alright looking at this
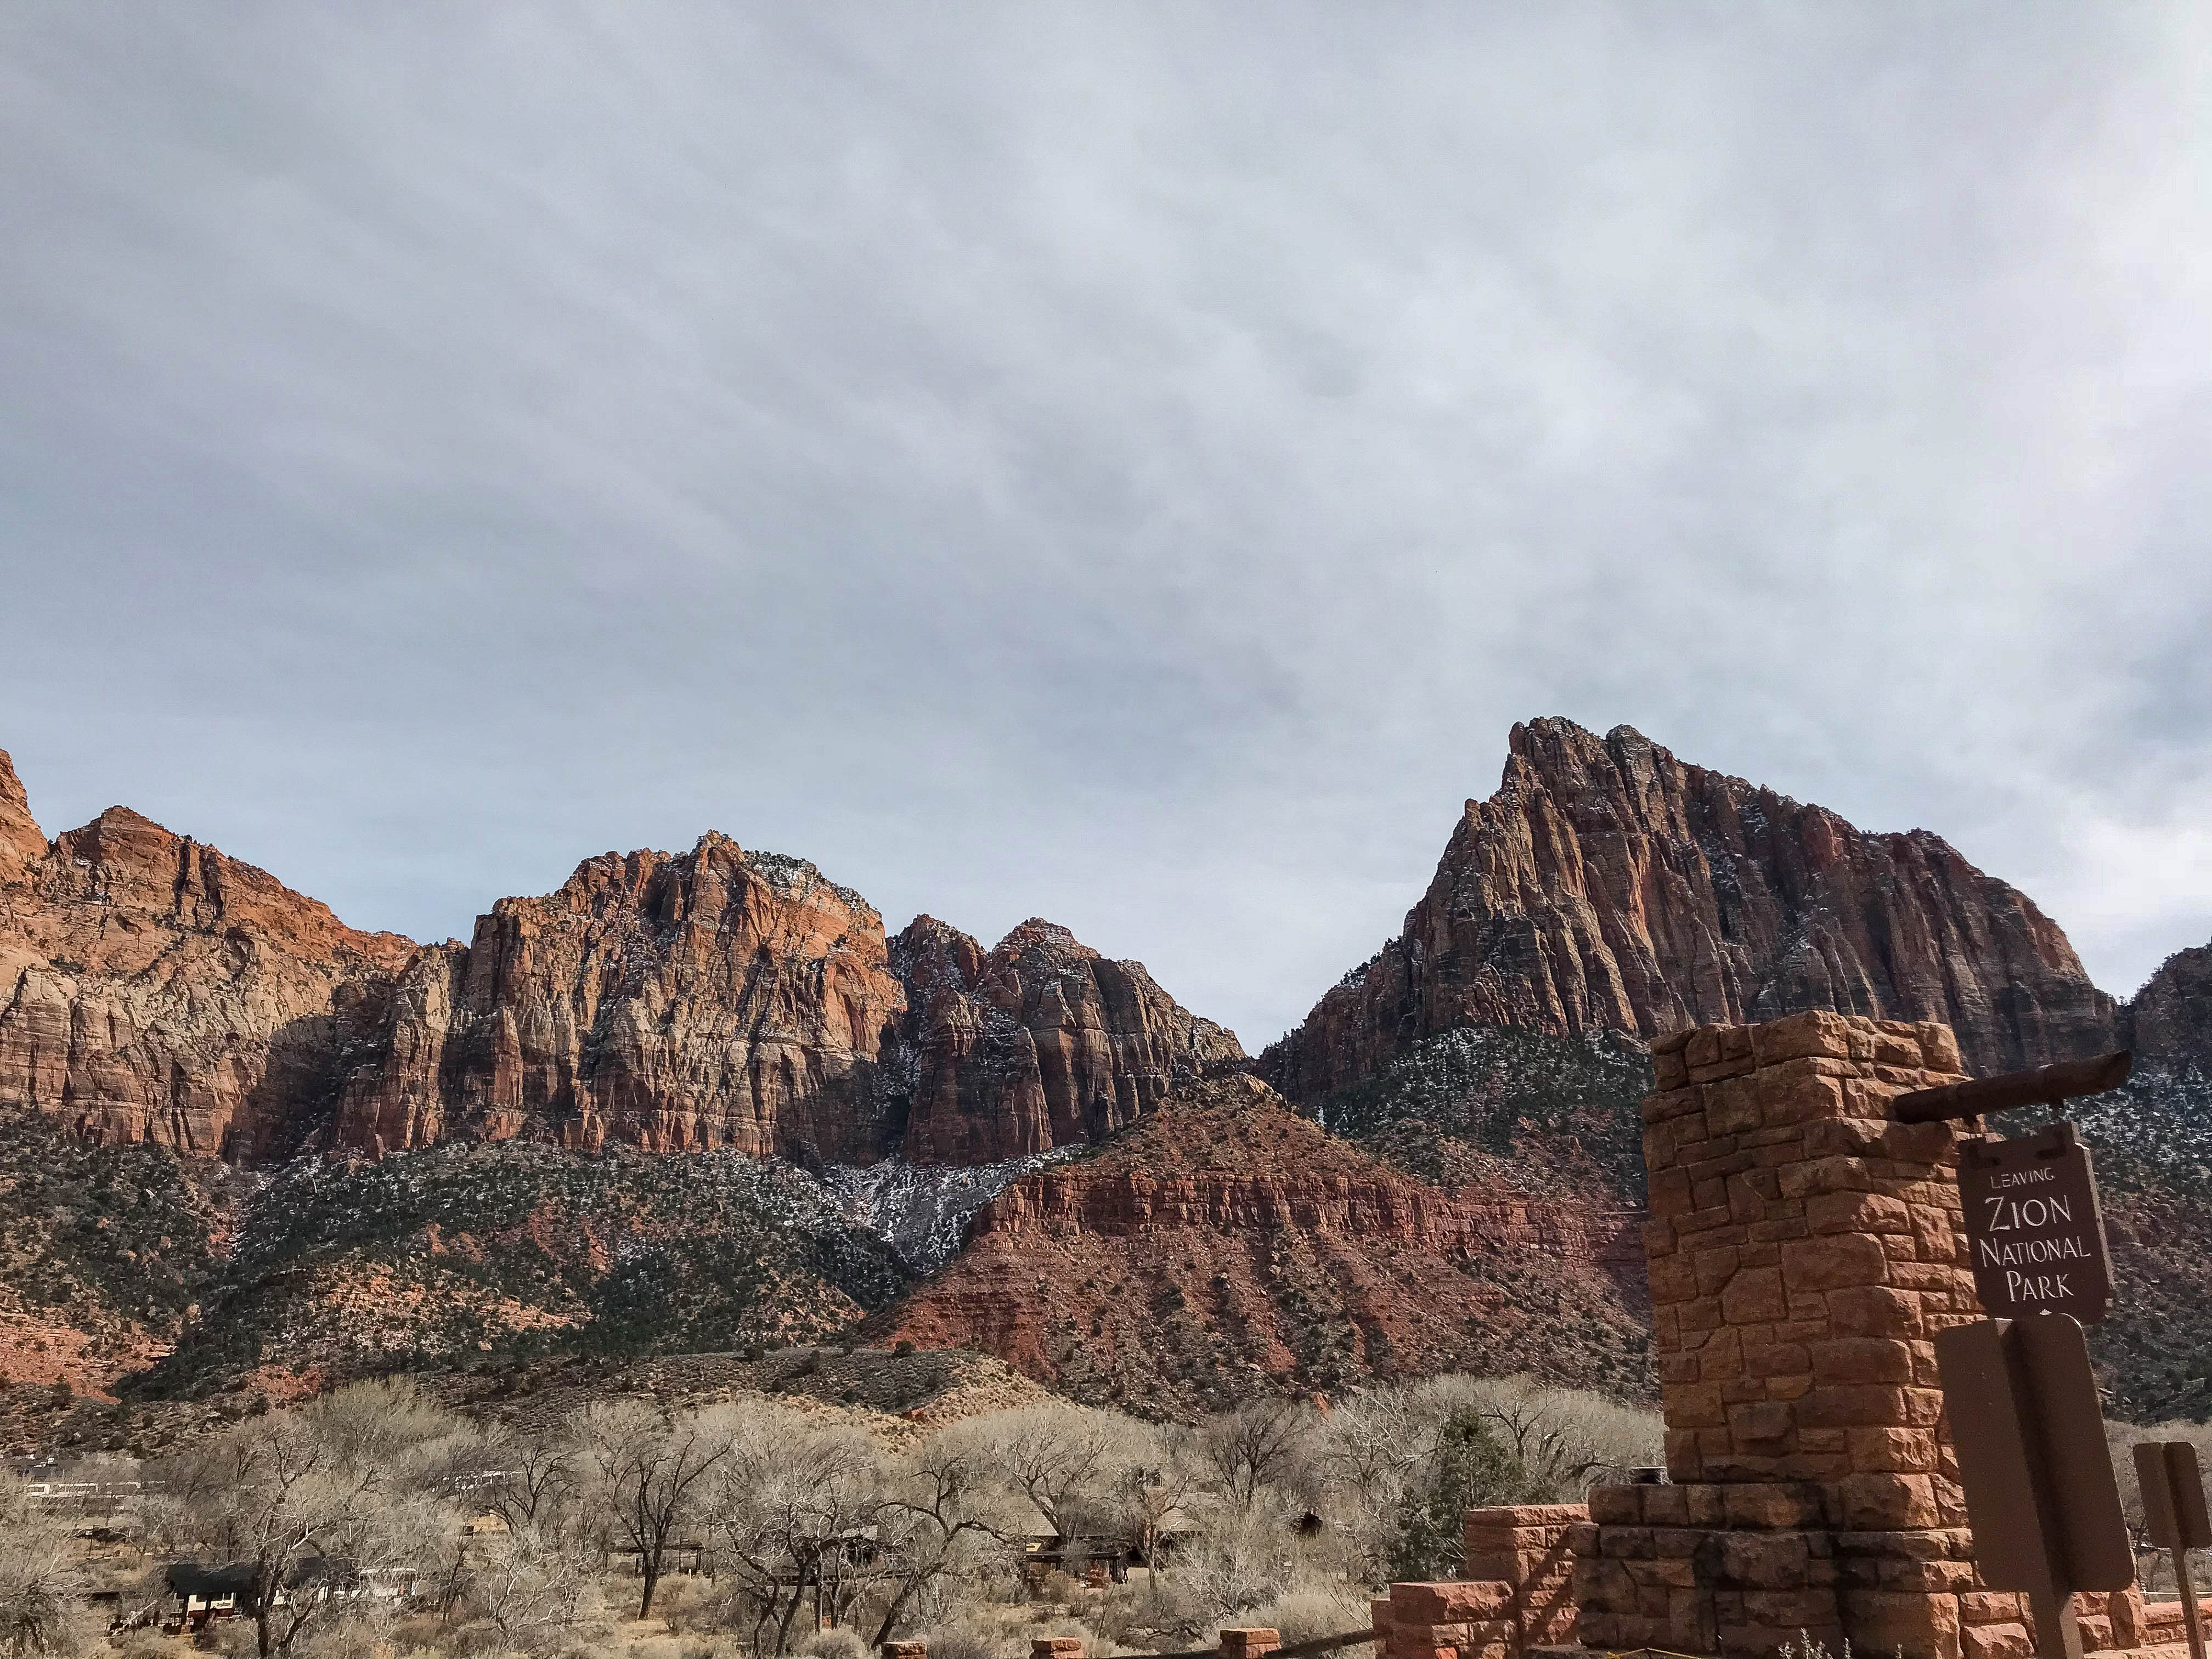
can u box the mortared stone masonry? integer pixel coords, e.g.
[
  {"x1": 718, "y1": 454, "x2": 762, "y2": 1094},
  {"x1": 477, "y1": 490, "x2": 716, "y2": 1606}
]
[
  {"x1": 1374, "y1": 1009, "x2": 2209, "y2": 1659},
  {"x1": 1574, "y1": 1009, "x2": 1979, "y2": 1659},
  {"x1": 1565, "y1": 1010, "x2": 2204, "y2": 1659}
]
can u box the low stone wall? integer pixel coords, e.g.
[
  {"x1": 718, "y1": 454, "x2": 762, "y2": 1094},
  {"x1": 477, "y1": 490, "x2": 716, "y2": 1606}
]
[{"x1": 1374, "y1": 1504, "x2": 1586, "y2": 1659}]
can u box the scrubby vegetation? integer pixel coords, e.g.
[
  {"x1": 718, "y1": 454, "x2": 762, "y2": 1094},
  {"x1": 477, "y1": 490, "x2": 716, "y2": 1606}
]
[
  {"x1": 134, "y1": 1143, "x2": 912, "y2": 1399},
  {"x1": 1304, "y1": 1027, "x2": 1651, "y2": 1201},
  {"x1": 7, "y1": 1374, "x2": 1661, "y2": 1659}
]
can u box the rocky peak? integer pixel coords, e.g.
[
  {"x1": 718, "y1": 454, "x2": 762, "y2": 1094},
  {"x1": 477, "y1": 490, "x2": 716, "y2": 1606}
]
[
  {"x1": 0, "y1": 749, "x2": 45, "y2": 883},
  {"x1": 1265, "y1": 718, "x2": 2118, "y2": 1099},
  {"x1": 894, "y1": 915, "x2": 1244, "y2": 1165},
  {"x1": 2130, "y1": 942, "x2": 2212, "y2": 1073},
  {"x1": 0, "y1": 772, "x2": 413, "y2": 1156},
  {"x1": 879, "y1": 1073, "x2": 1650, "y2": 1412},
  {"x1": 336, "y1": 833, "x2": 909, "y2": 1161}
]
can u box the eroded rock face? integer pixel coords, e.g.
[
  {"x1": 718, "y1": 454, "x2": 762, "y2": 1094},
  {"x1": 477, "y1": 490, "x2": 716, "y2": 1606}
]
[
  {"x1": 1266, "y1": 718, "x2": 2118, "y2": 1097},
  {"x1": 2129, "y1": 942, "x2": 2212, "y2": 1072},
  {"x1": 0, "y1": 752, "x2": 45, "y2": 884},
  {"x1": 891, "y1": 916, "x2": 1244, "y2": 1164},
  {"x1": 1, "y1": 741, "x2": 1240, "y2": 1168},
  {"x1": 0, "y1": 751, "x2": 413, "y2": 1156},
  {"x1": 333, "y1": 836, "x2": 911, "y2": 1161}
]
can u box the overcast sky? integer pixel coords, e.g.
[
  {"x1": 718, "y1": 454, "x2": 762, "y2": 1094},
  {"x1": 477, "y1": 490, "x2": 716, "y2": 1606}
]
[{"x1": 4, "y1": 5, "x2": 2209, "y2": 1047}]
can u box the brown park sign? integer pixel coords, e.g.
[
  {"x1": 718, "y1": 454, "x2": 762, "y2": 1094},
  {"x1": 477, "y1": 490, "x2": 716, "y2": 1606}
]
[{"x1": 1959, "y1": 1123, "x2": 2114, "y2": 1324}]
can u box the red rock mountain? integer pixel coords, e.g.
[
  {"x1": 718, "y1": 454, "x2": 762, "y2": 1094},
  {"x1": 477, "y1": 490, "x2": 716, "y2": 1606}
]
[
  {"x1": 0, "y1": 752, "x2": 413, "y2": 1156},
  {"x1": 0, "y1": 748, "x2": 1238, "y2": 1166},
  {"x1": 879, "y1": 1074, "x2": 1651, "y2": 1413},
  {"x1": 332, "y1": 837, "x2": 912, "y2": 1161},
  {"x1": 1264, "y1": 718, "x2": 2118, "y2": 1098},
  {"x1": 891, "y1": 915, "x2": 1243, "y2": 1163}
]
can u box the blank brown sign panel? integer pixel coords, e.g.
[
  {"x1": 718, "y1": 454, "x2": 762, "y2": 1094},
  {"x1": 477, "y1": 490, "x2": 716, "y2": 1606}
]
[{"x1": 1935, "y1": 1313, "x2": 2132, "y2": 1595}]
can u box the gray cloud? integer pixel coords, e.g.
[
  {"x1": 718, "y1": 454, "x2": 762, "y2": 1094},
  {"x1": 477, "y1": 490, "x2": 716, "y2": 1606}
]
[{"x1": 3, "y1": 3, "x2": 2208, "y2": 1045}]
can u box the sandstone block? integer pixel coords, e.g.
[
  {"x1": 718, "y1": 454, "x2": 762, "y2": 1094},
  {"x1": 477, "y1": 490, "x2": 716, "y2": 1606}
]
[
  {"x1": 1843, "y1": 1587, "x2": 1961, "y2": 1659},
  {"x1": 1646, "y1": 1254, "x2": 1697, "y2": 1302},
  {"x1": 1665, "y1": 1382, "x2": 1726, "y2": 1429},
  {"x1": 1746, "y1": 1341, "x2": 1813, "y2": 1377},
  {"x1": 1964, "y1": 1593, "x2": 2026, "y2": 1628},
  {"x1": 1829, "y1": 1284, "x2": 1925, "y2": 1338},
  {"x1": 1641, "y1": 1485, "x2": 1689, "y2": 1526},
  {"x1": 1389, "y1": 1581, "x2": 1513, "y2": 1622},
  {"x1": 1848, "y1": 1427, "x2": 1940, "y2": 1474},
  {"x1": 1711, "y1": 1077, "x2": 1764, "y2": 1136},
  {"x1": 1807, "y1": 1190, "x2": 1915, "y2": 1235},
  {"x1": 1716, "y1": 1530, "x2": 1815, "y2": 1585},
  {"x1": 1835, "y1": 1472, "x2": 1940, "y2": 1530},
  {"x1": 1960, "y1": 1626, "x2": 2032, "y2": 1659},
  {"x1": 1916, "y1": 1023, "x2": 1962, "y2": 1075},
  {"x1": 1753, "y1": 1011, "x2": 1860, "y2": 1066},
  {"x1": 1722, "y1": 1266, "x2": 1787, "y2": 1322},
  {"x1": 1586, "y1": 1486, "x2": 1641, "y2": 1525},
  {"x1": 1783, "y1": 1234, "x2": 1893, "y2": 1291},
  {"x1": 1809, "y1": 1337, "x2": 1918, "y2": 1384},
  {"x1": 1723, "y1": 1485, "x2": 1825, "y2": 1529},
  {"x1": 1729, "y1": 1401, "x2": 1795, "y2": 1444}
]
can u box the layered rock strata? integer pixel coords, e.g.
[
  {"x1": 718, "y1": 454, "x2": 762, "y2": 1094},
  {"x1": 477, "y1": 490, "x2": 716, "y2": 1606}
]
[
  {"x1": 892, "y1": 915, "x2": 1242, "y2": 1163},
  {"x1": 880, "y1": 1075, "x2": 1650, "y2": 1412},
  {"x1": 0, "y1": 751, "x2": 413, "y2": 1156},
  {"x1": 1266, "y1": 719, "x2": 2117, "y2": 1098},
  {"x1": 333, "y1": 892, "x2": 1239, "y2": 1164}
]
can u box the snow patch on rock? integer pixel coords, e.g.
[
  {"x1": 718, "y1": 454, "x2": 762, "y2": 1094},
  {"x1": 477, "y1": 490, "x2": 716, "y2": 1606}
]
[{"x1": 821, "y1": 1149, "x2": 1079, "y2": 1273}]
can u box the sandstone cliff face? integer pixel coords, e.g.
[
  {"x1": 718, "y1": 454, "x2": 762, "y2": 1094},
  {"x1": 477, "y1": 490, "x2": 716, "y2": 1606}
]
[
  {"x1": 880, "y1": 1075, "x2": 1649, "y2": 1414},
  {"x1": 1266, "y1": 719, "x2": 2117, "y2": 1098},
  {"x1": 333, "y1": 837, "x2": 910, "y2": 1161},
  {"x1": 0, "y1": 751, "x2": 413, "y2": 1156},
  {"x1": 891, "y1": 916, "x2": 1243, "y2": 1163},
  {"x1": 332, "y1": 883, "x2": 1242, "y2": 1164},
  {"x1": 0, "y1": 752, "x2": 46, "y2": 884}
]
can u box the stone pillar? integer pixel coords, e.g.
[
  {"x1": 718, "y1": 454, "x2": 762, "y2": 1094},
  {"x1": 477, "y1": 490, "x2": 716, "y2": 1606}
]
[
  {"x1": 1219, "y1": 1629, "x2": 1281, "y2": 1659},
  {"x1": 1462, "y1": 1505, "x2": 1585, "y2": 1650},
  {"x1": 1031, "y1": 1640, "x2": 1084, "y2": 1659},
  {"x1": 1574, "y1": 1011, "x2": 1979, "y2": 1659},
  {"x1": 882, "y1": 1644, "x2": 928, "y2": 1659},
  {"x1": 1379, "y1": 1582, "x2": 1519, "y2": 1659}
]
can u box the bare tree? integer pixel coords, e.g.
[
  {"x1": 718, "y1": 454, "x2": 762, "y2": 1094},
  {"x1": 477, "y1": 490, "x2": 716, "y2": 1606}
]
[
  {"x1": 152, "y1": 1407, "x2": 384, "y2": 1657},
  {"x1": 977, "y1": 1405, "x2": 1122, "y2": 1541},
  {"x1": 1199, "y1": 1399, "x2": 1312, "y2": 1511},
  {"x1": 0, "y1": 1472, "x2": 81, "y2": 1659},
  {"x1": 451, "y1": 1424, "x2": 578, "y2": 1538},
  {"x1": 470, "y1": 1522, "x2": 597, "y2": 1654},
  {"x1": 1458, "y1": 1376, "x2": 1662, "y2": 1498},
  {"x1": 698, "y1": 1404, "x2": 885, "y2": 1655},
  {"x1": 870, "y1": 1437, "x2": 1008, "y2": 1644},
  {"x1": 575, "y1": 1401, "x2": 732, "y2": 1620}
]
